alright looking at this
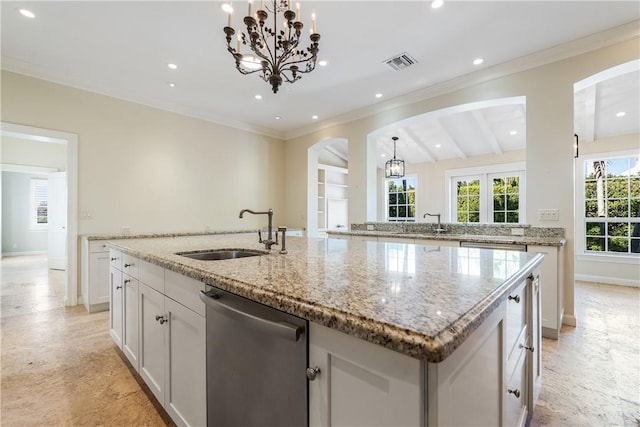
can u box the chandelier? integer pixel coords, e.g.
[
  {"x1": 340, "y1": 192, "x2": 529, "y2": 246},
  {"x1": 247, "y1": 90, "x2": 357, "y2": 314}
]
[
  {"x1": 223, "y1": 1, "x2": 321, "y2": 94},
  {"x1": 385, "y1": 136, "x2": 405, "y2": 178}
]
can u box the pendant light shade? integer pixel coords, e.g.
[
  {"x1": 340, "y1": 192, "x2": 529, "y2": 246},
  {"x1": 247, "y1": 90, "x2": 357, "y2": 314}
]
[{"x1": 385, "y1": 136, "x2": 405, "y2": 178}]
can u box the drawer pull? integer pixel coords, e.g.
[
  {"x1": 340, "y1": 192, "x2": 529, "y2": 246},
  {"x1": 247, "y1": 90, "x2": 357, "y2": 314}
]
[
  {"x1": 523, "y1": 345, "x2": 534, "y2": 353},
  {"x1": 156, "y1": 315, "x2": 168, "y2": 325},
  {"x1": 306, "y1": 367, "x2": 321, "y2": 381},
  {"x1": 124, "y1": 263, "x2": 134, "y2": 268},
  {"x1": 124, "y1": 279, "x2": 131, "y2": 284},
  {"x1": 116, "y1": 285, "x2": 122, "y2": 290},
  {"x1": 111, "y1": 257, "x2": 118, "y2": 261},
  {"x1": 508, "y1": 295, "x2": 521, "y2": 303},
  {"x1": 508, "y1": 388, "x2": 521, "y2": 398}
]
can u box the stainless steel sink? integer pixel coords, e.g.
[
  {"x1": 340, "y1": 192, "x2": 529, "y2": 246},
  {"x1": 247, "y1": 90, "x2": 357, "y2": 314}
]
[{"x1": 177, "y1": 250, "x2": 264, "y2": 261}]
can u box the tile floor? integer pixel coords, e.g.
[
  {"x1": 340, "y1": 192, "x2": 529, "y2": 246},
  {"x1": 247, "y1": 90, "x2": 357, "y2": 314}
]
[{"x1": 1, "y1": 255, "x2": 639, "y2": 426}]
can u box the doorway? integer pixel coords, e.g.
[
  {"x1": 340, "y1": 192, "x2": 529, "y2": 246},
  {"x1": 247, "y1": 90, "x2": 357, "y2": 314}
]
[{"x1": 1, "y1": 122, "x2": 78, "y2": 306}]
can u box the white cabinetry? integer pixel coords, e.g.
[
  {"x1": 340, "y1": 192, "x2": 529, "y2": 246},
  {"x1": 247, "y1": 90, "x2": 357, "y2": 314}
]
[
  {"x1": 114, "y1": 255, "x2": 206, "y2": 427},
  {"x1": 81, "y1": 238, "x2": 111, "y2": 312},
  {"x1": 309, "y1": 323, "x2": 423, "y2": 426},
  {"x1": 529, "y1": 245, "x2": 564, "y2": 338},
  {"x1": 317, "y1": 164, "x2": 348, "y2": 233},
  {"x1": 414, "y1": 238, "x2": 460, "y2": 248},
  {"x1": 109, "y1": 252, "x2": 123, "y2": 349}
]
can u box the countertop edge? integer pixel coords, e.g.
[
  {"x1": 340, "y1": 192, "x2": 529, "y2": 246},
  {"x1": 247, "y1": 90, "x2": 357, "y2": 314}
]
[{"x1": 327, "y1": 230, "x2": 566, "y2": 247}]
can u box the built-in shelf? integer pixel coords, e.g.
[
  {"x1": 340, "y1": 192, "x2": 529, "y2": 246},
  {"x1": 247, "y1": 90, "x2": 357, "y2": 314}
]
[{"x1": 317, "y1": 164, "x2": 348, "y2": 232}]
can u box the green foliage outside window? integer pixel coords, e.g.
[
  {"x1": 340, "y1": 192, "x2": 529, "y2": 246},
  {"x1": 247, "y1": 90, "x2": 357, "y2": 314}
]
[{"x1": 387, "y1": 178, "x2": 416, "y2": 222}]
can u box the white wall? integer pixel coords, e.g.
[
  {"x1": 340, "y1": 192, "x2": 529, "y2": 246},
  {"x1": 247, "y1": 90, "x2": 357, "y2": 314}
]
[
  {"x1": 2, "y1": 172, "x2": 49, "y2": 254},
  {"x1": 284, "y1": 37, "x2": 640, "y2": 325},
  {"x1": 2, "y1": 136, "x2": 67, "y2": 171}
]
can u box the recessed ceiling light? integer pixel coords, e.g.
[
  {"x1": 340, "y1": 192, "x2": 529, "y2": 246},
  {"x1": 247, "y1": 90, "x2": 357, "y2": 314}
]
[
  {"x1": 318, "y1": 60, "x2": 328, "y2": 67},
  {"x1": 255, "y1": 94, "x2": 262, "y2": 100},
  {"x1": 312, "y1": 115, "x2": 319, "y2": 120},
  {"x1": 510, "y1": 130, "x2": 517, "y2": 135},
  {"x1": 375, "y1": 93, "x2": 383, "y2": 98},
  {"x1": 381, "y1": 154, "x2": 386, "y2": 157},
  {"x1": 275, "y1": 116, "x2": 281, "y2": 120},
  {"x1": 221, "y1": 3, "x2": 233, "y2": 13},
  {"x1": 19, "y1": 8, "x2": 35, "y2": 18},
  {"x1": 167, "y1": 82, "x2": 176, "y2": 88},
  {"x1": 473, "y1": 58, "x2": 484, "y2": 65},
  {"x1": 168, "y1": 63, "x2": 178, "y2": 70},
  {"x1": 435, "y1": 144, "x2": 442, "y2": 148},
  {"x1": 616, "y1": 111, "x2": 626, "y2": 117},
  {"x1": 431, "y1": 0, "x2": 444, "y2": 9}
]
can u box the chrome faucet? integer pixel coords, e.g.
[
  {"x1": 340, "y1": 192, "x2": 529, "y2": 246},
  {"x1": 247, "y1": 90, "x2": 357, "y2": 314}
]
[
  {"x1": 423, "y1": 212, "x2": 446, "y2": 234},
  {"x1": 239, "y1": 208, "x2": 277, "y2": 250}
]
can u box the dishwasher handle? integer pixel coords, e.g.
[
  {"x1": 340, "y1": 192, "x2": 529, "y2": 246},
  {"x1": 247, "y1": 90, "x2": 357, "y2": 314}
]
[{"x1": 200, "y1": 290, "x2": 303, "y2": 342}]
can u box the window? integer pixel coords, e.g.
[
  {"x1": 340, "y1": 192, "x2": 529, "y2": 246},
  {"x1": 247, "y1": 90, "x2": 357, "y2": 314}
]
[
  {"x1": 386, "y1": 177, "x2": 416, "y2": 222},
  {"x1": 583, "y1": 155, "x2": 639, "y2": 254},
  {"x1": 30, "y1": 178, "x2": 48, "y2": 230},
  {"x1": 448, "y1": 164, "x2": 525, "y2": 224}
]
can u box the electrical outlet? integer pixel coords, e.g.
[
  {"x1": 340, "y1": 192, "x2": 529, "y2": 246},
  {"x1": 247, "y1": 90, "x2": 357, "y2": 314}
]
[
  {"x1": 121, "y1": 226, "x2": 132, "y2": 234},
  {"x1": 511, "y1": 228, "x2": 525, "y2": 236},
  {"x1": 204, "y1": 225, "x2": 212, "y2": 233},
  {"x1": 367, "y1": 224, "x2": 374, "y2": 230},
  {"x1": 538, "y1": 209, "x2": 560, "y2": 221}
]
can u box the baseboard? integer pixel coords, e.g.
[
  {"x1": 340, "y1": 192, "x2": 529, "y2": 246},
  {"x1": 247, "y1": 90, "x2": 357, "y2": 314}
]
[
  {"x1": 575, "y1": 274, "x2": 640, "y2": 288},
  {"x1": 1, "y1": 250, "x2": 47, "y2": 257},
  {"x1": 563, "y1": 314, "x2": 577, "y2": 327},
  {"x1": 542, "y1": 327, "x2": 559, "y2": 340}
]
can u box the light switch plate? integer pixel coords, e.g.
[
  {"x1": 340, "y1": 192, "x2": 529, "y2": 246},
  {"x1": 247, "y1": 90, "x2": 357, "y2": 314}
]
[
  {"x1": 538, "y1": 209, "x2": 560, "y2": 221},
  {"x1": 366, "y1": 224, "x2": 374, "y2": 230},
  {"x1": 80, "y1": 210, "x2": 93, "y2": 219},
  {"x1": 121, "y1": 226, "x2": 132, "y2": 234}
]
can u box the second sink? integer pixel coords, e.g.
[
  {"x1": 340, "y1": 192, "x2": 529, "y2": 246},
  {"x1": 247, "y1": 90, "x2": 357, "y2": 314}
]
[{"x1": 177, "y1": 249, "x2": 264, "y2": 261}]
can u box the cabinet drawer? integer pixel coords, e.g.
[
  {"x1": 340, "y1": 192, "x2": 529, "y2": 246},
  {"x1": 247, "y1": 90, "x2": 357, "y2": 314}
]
[
  {"x1": 505, "y1": 282, "x2": 527, "y2": 355},
  {"x1": 139, "y1": 259, "x2": 165, "y2": 294},
  {"x1": 165, "y1": 270, "x2": 205, "y2": 316},
  {"x1": 121, "y1": 253, "x2": 139, "y2": 279},
  {"x1": 109, "y1": 249, "x2": 122, "y2": 270},
  {"x1": 507, "y1": 327, "x2": 528, "y2": 375},
  {"x1": 89, "y1": 240, "x2": 109, "y2": 253},
  {"x1": 505, "y1": 343, "x2": 528, "y2": 427}
]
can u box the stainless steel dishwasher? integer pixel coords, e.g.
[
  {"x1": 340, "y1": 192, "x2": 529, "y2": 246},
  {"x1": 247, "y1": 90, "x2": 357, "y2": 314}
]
[{"x1": 199, "y1": 285, "x2": 308, "y2": 427}]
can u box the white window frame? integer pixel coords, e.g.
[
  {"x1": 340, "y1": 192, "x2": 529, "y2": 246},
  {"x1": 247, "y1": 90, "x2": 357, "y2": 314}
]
[
  {"x1": 30, "y1": 178, "x2": 48, "y2": 231},
  {"x1": 445, "y1": 162, "x2": 526, "y2": 223},
  {"x1": 575, "y1": 149, "x2": 639, "y2": 259},
  {"x1": 384, "y1": 175, "x2": 417, "y2": 222}
]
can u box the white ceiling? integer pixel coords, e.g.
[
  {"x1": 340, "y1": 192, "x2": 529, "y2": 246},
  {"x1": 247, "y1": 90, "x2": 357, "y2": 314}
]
[{"x1": 2, "y1": 1, "x2": 639, "y2": 166}]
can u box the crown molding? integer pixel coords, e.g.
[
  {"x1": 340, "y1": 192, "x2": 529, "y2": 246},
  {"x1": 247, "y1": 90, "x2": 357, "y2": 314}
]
[{"x1": 283, "y1": 20, "x2": 640, "y2": 141}]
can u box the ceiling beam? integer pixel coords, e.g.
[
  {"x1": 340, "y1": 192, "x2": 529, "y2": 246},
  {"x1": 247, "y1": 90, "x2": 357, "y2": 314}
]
[
  {"x1": 471, "y1": 110, "x2": 503, "y2": 155},
  {"x1": 401, "y1": 127, "x2": 437, "y2": 163},
  {"x1": 432, "y1": 119, "x2": 467, "y2": 159}
]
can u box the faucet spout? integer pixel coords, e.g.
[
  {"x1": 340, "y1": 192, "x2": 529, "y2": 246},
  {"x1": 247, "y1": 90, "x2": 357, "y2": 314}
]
[
  {"x1": 423, "y1": 212, "x2": 445, "y2": 234},
  {"x1": 239, "y1": 208, "x2": 276, "y2": 249}
]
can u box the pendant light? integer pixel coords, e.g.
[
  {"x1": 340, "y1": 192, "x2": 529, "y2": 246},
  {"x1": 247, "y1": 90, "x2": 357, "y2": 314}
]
[{"x1": 385, "y1": 136, "x2": 405, "y2": 178}]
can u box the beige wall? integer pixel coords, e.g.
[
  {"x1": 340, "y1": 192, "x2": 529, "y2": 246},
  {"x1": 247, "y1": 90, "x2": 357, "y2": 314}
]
[
  {"x1": 1, "y1": 136, "x2": 68, "y2": 171},
  {"x1": 284, "y1": 37, "x2": 640, "y2": 324},
  {"x1": 1, "y1": 71, "x2": 286, "y2": 236}
]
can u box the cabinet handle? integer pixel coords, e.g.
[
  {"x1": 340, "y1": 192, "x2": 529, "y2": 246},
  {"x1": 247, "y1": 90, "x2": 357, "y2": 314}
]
[
  {"x1": 520, "y1": 344, "x2": 535, "y2": 353},
  {"x1": 508, "y1": 295, "x2": 521, "y2": 303},
  {"x1": 124, "y1": 279, "x2": 131, "y2": 284},
  {"x1": 155, "y1": 315, "x2": 167, "y2": 325},
  {"x1": 306, "y1": 367, "x2": 321, "y2": 381},
  {"x1": 116, "y1": 285, "x2": 122, "y2": 290},
  {"x1": 124, "y1": 263, "x2": 134, "y2": 268},
  {"x1": 508, "y1": 388, "x2": 521, "y2": 398},
  {"x1": 111, "y1": 257, "x2": 118, "y2": 261}
]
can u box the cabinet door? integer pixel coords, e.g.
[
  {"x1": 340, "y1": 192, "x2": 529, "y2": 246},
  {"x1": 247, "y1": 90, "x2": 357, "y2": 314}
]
[
  {"x1": 123, "y1": 276, "x2": 139, "y2": 371},
  {"x1": 164, "y1": 297, "x2": 206, "y2": 427},
  {"x1": 528, "y1": 245, "x2": 559, "y2": 338},
  {"x1": 505, "y1": 346, "x2": 528, "y2": 427},
  {"x1": 139, "y1": 283, "x2": 166, "y2": 404},
  {"x1": 109, "y1": 267, "x2": 123, "y2": 349},
  {"x1": 89, "y1": 252, "x2": 111, "y2": 306},
  {"x1": 309, "y1": 323, "x2": 422, "y2": 427},
  {"x1": 528, "y1": 272, "x2": 542, "y2": 409}
]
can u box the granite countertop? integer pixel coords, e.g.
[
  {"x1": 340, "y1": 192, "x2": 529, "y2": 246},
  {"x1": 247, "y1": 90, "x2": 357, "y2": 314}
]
[
  {"x1": 327, "y1": 230, "x2": 566, "y2": 247},
  {"x1": 108, "y1": 234, "x2": 543, "y2": 363},
  {"x1": 84, "y1": 229, "x2": 301, "y2": 241}
]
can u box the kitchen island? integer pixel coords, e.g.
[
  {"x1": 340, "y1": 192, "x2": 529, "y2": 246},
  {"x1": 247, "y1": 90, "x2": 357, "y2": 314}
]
[{"x1": 108, "y1": 234, "x2": 543, "y2": 427}]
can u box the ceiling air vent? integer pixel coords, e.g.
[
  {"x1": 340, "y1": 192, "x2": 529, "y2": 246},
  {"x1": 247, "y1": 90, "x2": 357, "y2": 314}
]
[{"x1": 384, "y1": 52, "x2": 418, "y2": 71}]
